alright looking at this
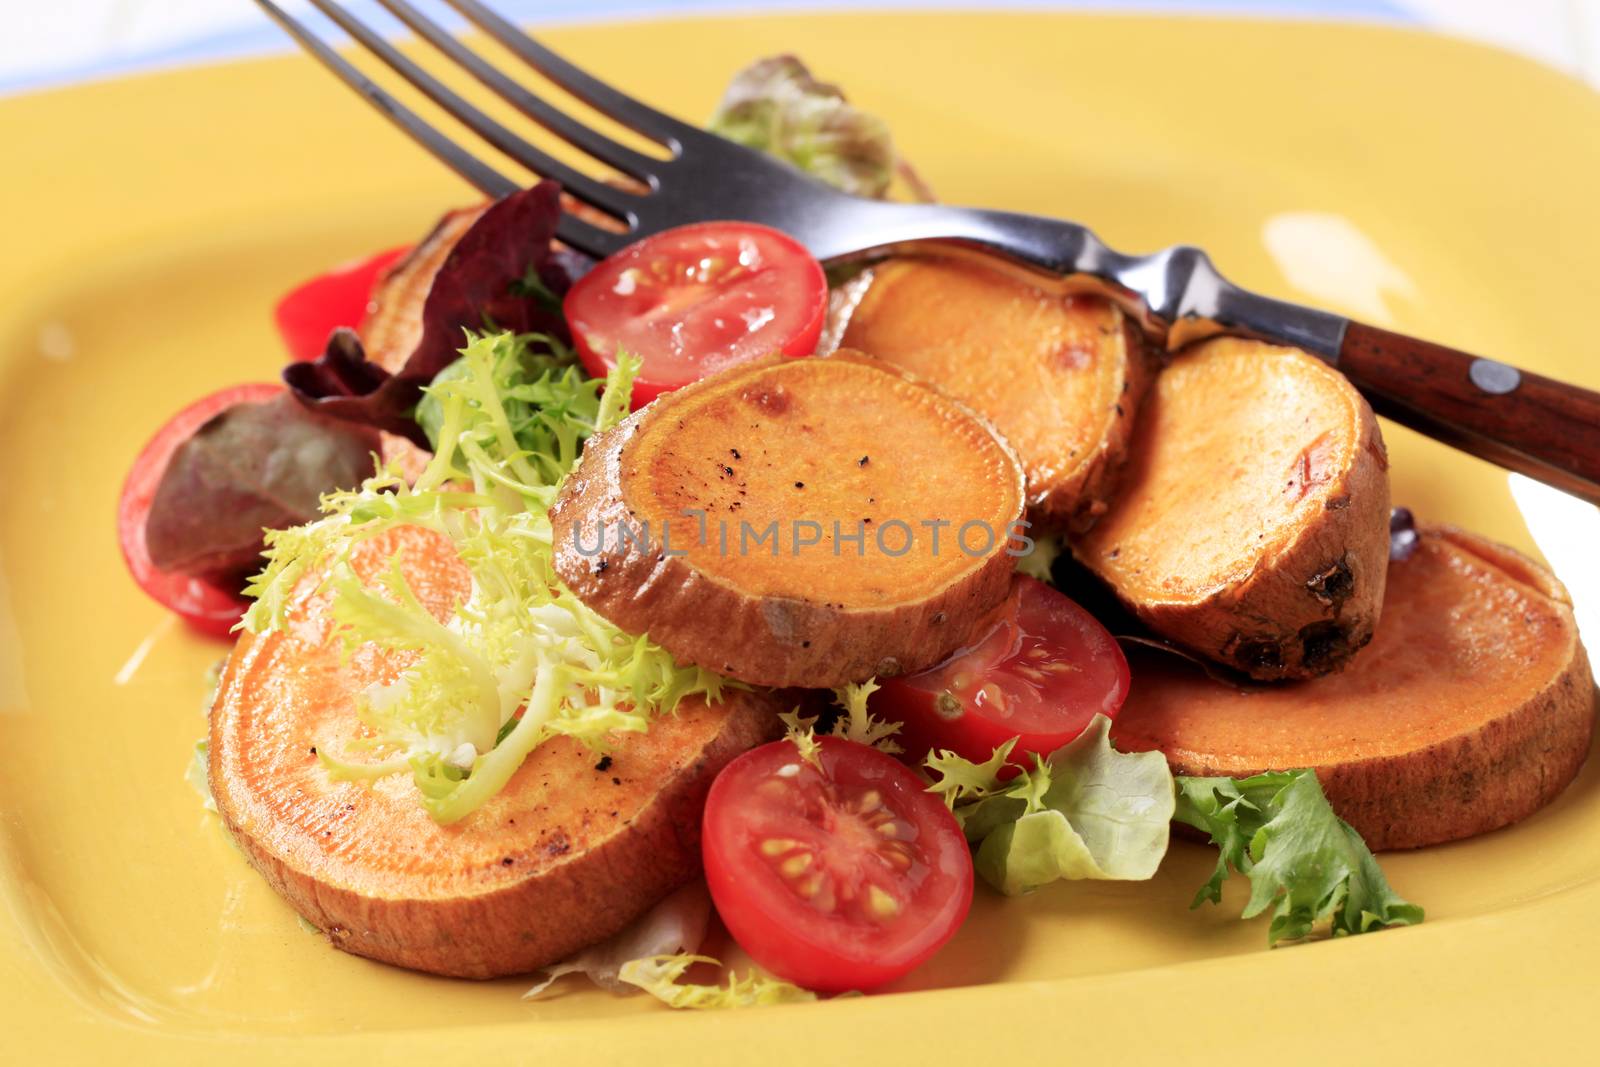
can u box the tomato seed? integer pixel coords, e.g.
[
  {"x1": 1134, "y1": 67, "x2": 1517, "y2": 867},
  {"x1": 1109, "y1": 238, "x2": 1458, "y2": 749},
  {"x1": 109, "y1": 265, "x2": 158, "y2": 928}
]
[{"x1": 867, "y1": 885, "x2": 901, "y2": 919}]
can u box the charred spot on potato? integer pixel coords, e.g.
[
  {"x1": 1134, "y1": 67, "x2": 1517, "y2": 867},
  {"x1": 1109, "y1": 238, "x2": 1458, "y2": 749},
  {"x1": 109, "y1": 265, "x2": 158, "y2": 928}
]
[
  {"x1": 1232, "y1": 638, "x2": 1284, "y2": 673},
  {"x1": 1298, "y1": 620, "x2": 1357, "y2": 673},
  {"x1": 1305, "y1": 557, "x2": 1355, "y2": 608}
]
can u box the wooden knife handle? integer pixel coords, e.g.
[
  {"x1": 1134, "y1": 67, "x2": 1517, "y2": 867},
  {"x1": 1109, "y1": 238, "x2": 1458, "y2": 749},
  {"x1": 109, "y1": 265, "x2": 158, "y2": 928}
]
[{"x1": 1338, "y1": 322, "x2": 1600, "y2": 503}]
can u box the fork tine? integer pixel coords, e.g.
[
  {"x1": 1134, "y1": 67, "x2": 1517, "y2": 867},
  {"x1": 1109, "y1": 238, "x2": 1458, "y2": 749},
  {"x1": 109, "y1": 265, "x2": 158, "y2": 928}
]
[
  {"x1": 556, "y1": 212, "x2": 630, "y2": 260},
  {"x1": 441, "y1": 0, "x2": 694, "y2": 148},
  {"x1": 256, "y1": 0, "x2": 516, "y2": 198},
  {"x1": 373, "y1": 0, "x2": 660, "y2": 185},
  {"x1": 305, "y1": 0, "x2": 638, "y2": 221}
]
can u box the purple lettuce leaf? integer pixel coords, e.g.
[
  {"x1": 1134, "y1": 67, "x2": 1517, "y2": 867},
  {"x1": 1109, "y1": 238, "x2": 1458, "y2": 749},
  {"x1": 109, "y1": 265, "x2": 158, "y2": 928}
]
[{"x1": 283, "y1": 180, "x2": 572, "y2": 447}]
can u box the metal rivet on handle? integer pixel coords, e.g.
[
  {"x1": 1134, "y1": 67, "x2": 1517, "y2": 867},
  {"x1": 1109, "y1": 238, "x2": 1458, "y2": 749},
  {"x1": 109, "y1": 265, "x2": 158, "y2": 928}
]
[{"x1": 1469, "y1": 359, "x2": 1521, "y2": 395}]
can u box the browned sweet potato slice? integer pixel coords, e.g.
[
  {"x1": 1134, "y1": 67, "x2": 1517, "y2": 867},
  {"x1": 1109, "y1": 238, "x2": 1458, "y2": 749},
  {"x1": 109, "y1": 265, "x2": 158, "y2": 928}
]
[
  {"x1": 1113, "y1": 524, "x2": 1596, "y2": 850},
  {"x1": 209, "y1": 524, "x2": 779, "y2": 979},
  {"x1": 551, "y1": 350, "x2": 1027, "y2": 688},
  {"x1": 840, "y1": 255, "x2": 1152, "y2": 532},
  {"x1": 1073, "y1": 336, "x2": 1390, "y2": 679},
  {"x1": 360, "y1": 206, "x2": 484, "y2": 372},
  {"x1": 357, "y1": 207, "x2": 485, "y2": 481}
]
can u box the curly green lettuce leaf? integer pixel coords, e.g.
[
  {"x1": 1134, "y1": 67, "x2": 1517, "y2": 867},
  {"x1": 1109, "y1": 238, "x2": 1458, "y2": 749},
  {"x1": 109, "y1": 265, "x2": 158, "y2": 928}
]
[
  {"x1": 618, "y1": 955, "x2": 817, "y2": 1010},
  {"x1": 925, "y1": 737, "x2": 1017, "y2": 809},
  {"x1": 778, "y1": 707, "x2": 822, "y2": 767},
  {"x1": 925, "y1": 715, "x2": 1174, "y2": 895},
  {"x1": 830, "y1": 678, "x2": 902, "y2": 754},
  {"x1": 415, "y1": 330, "x2": 578, "y2": 452},
  {"x1": 241, "y1": 333, "x2": 718, "y2": 825},
  {"x1": 1174, "y1": 771, "x2": 1424, "y2": 945},
  {"x1": 709, "y1": 55, "x2": 899, "y2": 199}
]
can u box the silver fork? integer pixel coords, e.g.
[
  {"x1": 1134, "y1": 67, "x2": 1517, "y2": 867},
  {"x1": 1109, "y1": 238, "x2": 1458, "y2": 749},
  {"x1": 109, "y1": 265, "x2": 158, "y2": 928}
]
[{"x1": 258, "y1": 0, "x2": 1600, "y2": 503}]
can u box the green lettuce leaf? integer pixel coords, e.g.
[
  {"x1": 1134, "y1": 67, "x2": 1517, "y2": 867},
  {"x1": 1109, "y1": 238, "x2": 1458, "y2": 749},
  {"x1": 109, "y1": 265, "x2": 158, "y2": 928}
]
[
  {"x1": 617, "y1": 955, "x2": 817, "y2": 1010},
  {"x1": 709, "y1": 55, "x2": 899, "y2": 199},
  {"x1": 926, "y1": 715, "x2": 1174, "y2": 895},
  {"x1": 830, "y1": 678, "x2": 902, "y2": 754},
  {"x1": 1174, "y1": 771, "x2": 1424, "y2": 944},
  {"x1": 241, "y1": 334, "x2": 722, "y2": 825}
]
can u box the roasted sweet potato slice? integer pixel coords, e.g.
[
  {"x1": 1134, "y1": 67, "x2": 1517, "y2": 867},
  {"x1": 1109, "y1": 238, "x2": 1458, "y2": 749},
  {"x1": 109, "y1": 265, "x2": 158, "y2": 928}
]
[
  {"x1": 1113, "y1": 524, "x2": 1596, "y2": 850},
  {"x1": 357, "y1": 206, "x2": 484, "y2": 481},
  {"x1": 209, "y1": 524, "x2": 779, "y2": 979},
  {"x1": 840, "y1": 255, "x2": 1152, "y2": 532},
  {"x1": 551, "y1": 350, "x2": 1027, "y2": 688},
  {"x1": 1073, "y1": 336, "x2": 1390, "y2": 679},
  {"x1": 360, "y1": 207, "x2": 485, "y2": 373}
]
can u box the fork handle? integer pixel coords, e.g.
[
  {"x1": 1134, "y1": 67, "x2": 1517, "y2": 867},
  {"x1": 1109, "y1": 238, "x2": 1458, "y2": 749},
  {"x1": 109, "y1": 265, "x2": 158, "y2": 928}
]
[{"x1": 1337, "y1": 322, "x2": 1600, "y2": 503}]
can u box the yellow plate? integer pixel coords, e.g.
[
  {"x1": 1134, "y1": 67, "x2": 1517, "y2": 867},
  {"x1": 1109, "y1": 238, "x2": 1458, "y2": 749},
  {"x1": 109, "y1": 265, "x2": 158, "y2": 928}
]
[{"x1": 2, "y1": 12, "x2": 1598, "y2": 1063}]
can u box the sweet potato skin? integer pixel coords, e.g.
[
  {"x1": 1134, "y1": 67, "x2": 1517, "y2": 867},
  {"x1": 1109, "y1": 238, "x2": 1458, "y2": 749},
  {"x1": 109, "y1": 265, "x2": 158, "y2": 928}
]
[
  {"x1": 551, "y1": 351, "x2": 1027, "y2": 688},
  {"x1": 1073, "y1": 336, "x2": 1391, "y2": 680},
  {"x1": 209, "y1": 524, "x2": 780, "y2": 978},
  {"x1": 1113, "y1": 525, "x2": 1596, "y2": 850},
  {"x1": 841, "y1": 256, "x2": 1153, "y2": 532}
]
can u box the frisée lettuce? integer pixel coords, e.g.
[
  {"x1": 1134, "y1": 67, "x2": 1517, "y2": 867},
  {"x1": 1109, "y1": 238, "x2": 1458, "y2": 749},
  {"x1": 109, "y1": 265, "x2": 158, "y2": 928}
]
[{"x1": 241, "y1": 330, "x2": 730, "y2": 824}]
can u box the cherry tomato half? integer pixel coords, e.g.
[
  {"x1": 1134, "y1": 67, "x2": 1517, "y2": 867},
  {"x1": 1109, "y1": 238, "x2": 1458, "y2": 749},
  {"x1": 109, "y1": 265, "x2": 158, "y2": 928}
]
[
  {"x1": 702, "y1": 736, "x2": 973, "y2": 993},
  {"x1": 273, "y1": 245, "x2": 410, "y2": 361},
  {"x1": 874, "y1": 575, "x2": 1130, "y2": 768},
  {"x1": 117, "y1": 383, "x2": 283, "y2": 637},
  {"x1": 563, "y1": 221, "x2": 827, "y2": 407}
]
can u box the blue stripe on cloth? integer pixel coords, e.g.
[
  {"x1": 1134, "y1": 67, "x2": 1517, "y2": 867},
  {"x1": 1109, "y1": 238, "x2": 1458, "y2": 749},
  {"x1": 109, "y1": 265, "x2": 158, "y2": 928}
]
[{"x1": 1, "y1": 0, "x2": 1413, "y2": 96}]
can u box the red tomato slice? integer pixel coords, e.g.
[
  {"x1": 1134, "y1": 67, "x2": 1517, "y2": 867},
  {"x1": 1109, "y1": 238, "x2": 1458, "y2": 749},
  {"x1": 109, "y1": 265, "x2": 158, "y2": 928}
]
[
  {"x1": 273, "y1": 245, "x2": 410, "y2": 362},
  {"x1": 117, "y1": 383, "x2": 284, "y2": 638},
  {"x1": 875, "y1": 575, "x2": 1130, "y2": 768},
  {"x1": 702, "y1": 736, "x2": 973, "y2": 993},
  {"x1": 563, "y1": 221, "x2": 827, "y2": 407}
]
